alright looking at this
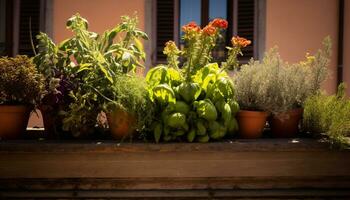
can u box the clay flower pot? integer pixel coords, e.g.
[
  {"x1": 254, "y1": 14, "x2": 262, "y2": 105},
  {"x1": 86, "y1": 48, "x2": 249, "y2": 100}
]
[
  {"x1": 269, "y1": 108, "x2": 303, "y2": 138},
  {"x1": 0, "y1": 105, "x2": 31, "y2": 139},
  {"x1": 107, "y1": 108, "x2": 136, "y2": 139},
  {"x1": 237, "y1": 110, "x2": 268, "y2": 139}
]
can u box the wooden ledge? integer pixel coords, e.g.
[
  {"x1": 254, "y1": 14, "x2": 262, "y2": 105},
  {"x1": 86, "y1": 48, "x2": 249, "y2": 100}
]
[
  {"x1": 0, "y1": 139, "x2": 349, "y2": 198},
  {"x1": 0, "y1": 138, "x2": 339, "y2": 153}
]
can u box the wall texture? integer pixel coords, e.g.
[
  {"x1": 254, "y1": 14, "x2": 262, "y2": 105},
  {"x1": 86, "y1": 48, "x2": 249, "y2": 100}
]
[
  {"x1": 52, "y1": 0, "x2": 146, "y2": 42},
  {"x1": 344, "y1": 0, "x2": 350, "y2": 96},
  {"x1": 265, "y1": 0, "x2": 339, "y2": 94}
]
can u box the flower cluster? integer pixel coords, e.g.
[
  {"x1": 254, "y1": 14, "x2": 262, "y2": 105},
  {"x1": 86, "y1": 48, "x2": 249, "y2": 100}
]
[
  {"x1": 232, "y1": 36, "x2": 251, "y2": 48},
  {"x1": 210, "y1": 18, "x2": 228, "y2": 29},
  {"x1": 164, "y1": 41, "x2": 180, "y2": 55},
  {"x1": 203, "y1": 25, "x2": 217, "y2": 36},
  {"x1": 182, "y1": 21, "x2": 201, "y2": 33}
]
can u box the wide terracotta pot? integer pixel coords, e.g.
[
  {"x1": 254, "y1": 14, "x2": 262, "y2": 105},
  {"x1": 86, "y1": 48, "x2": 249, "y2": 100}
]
[
  {"x1": 107, "y1": 108, "x2": 136, "y2": 139},
  {"x1": 269, "y1": 108, "x2": 303, "y2": 138},
  {"x1": 0, "y1": 105, "x2": 31, "y2": 139},
  {"x1": 237, "y1": 110, "x2": 268, "y2": 139}
]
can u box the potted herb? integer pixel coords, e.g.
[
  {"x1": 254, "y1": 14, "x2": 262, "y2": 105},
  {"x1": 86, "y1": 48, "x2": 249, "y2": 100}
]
[
  {"x1": 56, "y1": 14, "x2": 153, "y2": 139},
  {"x1": 303, "y1": 83, "x2": 350, "y2": 148},
  {"x1": 33, "y1": 33, "x2": 72, "y2": 138},
  {"x1": 146, "y1": 19, "x2": 247, "y2": 143},
  {"x1": 234, "y1": 37, "x2": 331, "y2": 138},
  {"x1": 266, "y1": 38, "x2": 331, "y2": 137},
  {"x1": 233, "y1": 55, "x2": 271, "y2": 139},
  {"x1": 0, "y1": 55, "x2": 44, "y2": 139}
]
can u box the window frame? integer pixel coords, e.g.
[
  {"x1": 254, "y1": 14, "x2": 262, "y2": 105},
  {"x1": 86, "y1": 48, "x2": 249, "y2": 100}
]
[{"x1": 151, "y1": 0, "x2": 266, "y2": 65}]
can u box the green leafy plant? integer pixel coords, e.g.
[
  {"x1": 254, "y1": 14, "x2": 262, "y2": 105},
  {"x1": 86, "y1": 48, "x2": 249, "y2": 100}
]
[
  {"x1": 234, "y1": 37, "x2": 331, "y2": 114},
  {"x1": 146, "y1": 19, "x2": 248, "y2": 143},
  {"x1": 35, "y1": 13, "x2": 152, "y2": 137},
  {"x1": 0, "y1": 55, "x2": 44, "y2": 106},
  {"x1": 303, "y1": 83, "x2": 350, "y2": 148}
]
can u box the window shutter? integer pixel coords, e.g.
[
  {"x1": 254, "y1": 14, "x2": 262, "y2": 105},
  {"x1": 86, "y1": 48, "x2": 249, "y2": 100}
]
[
  {"x1": 156, "y1": 0, "x2": 174, "y2": 63},
  {"x1": 18, "y1": 0, "x2": 40, "y2": 56},
  {"x1": 237, "y1": 0, "x2": 255, "y2": 61}
]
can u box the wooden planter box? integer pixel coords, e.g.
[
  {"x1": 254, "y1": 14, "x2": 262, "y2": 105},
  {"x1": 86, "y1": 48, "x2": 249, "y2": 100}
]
[{"x1": 0, "y1": 139, "x2": 349, "y2": 199}]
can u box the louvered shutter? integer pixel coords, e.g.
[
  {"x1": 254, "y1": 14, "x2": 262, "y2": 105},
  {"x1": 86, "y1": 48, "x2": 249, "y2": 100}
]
[
  {"x1": 18, "y1": 0, "x2": 40, "y2": 56},
  {"x1": 156, "y1": 0, "x2": 174, "y2": 63},
  {"x1": 236, "y1": 0, "x2": 255, "y2": 61}
]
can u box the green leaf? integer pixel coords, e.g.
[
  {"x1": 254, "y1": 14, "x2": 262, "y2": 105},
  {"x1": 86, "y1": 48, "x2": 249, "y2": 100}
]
[
  {"x1": 154, "y1": 123, "x2": 163, "y2": 143},
  {"x1": 97, "y1": 62, "x2": 113, "y2": 83},
  {"x1": 146, "y1": 65, "x2": 169, "y2": 87},
  {"x1": 77, "y1": 63, "x2": 93, "y2": 73},
  {"x1": 152, "y1": 84, "x2": 176, "y2": 104}
]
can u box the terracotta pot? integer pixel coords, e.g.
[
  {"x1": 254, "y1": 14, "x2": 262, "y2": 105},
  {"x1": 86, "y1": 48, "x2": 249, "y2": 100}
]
[
  {"x1": 107, "y1": 108, "x2": 136, "y2": 139},
  {"x1": 0, "y1": 105, "x2": 31, "y2": 139},
  {"x1": 237, "y1": 110, "x2": 268, "y2": 139},
  {"x1": 270, "y1": 108, "x2": 303, "y2": 138}
]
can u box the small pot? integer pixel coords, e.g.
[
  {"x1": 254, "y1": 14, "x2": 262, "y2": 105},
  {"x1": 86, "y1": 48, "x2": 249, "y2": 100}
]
[
  {"x1": 270, "y1": 108, "x2": 303, "y2": 138},
  {"x1": 107, "y1": 108, "x2": 136, "y2": 139},
  {"x1": 0, "y1": 105, "x2": 31, "y2": 139},
  {"x1": 237, "y1": 110, "x2": 268, "y2": 139}
]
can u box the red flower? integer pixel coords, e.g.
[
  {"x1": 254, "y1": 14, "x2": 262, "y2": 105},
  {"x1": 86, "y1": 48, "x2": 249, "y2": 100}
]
[
  {"x1": 231, "y1": 36, "x2": 251, "y2": 48},
  {"x1": 203, "y1": 25, "x2": 216, "y2": 36},
  {"x1": 182, "y1": 21, "x2": 201, "y2": 33},
  {"x1": 210, "y1": 18, "x2": 228, "y2": 29}
]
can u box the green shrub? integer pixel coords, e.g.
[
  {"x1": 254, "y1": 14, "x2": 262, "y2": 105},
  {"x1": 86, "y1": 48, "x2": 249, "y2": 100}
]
[
  {"x1": 303, "y1": 84, "x2": 350, "y2": 148},
  {"x1": 0, "y1": 55, "x2": 44, "y2": 106},
  {"x1": 234, "y1": 37, "x2": 331, "y2": 114}
]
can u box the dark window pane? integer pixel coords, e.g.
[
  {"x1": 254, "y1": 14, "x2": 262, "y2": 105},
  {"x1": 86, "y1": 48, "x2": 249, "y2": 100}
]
[
  {"x1": 209, "y1": 0, "x2": 228, "y2": 63},
  {"x1": 0, "y1": 0, "x2": 6, "y2": 55},
  {"x1": 179, "y1": 0, "x2": 201, "y2": 39},
  {"x1": 209, "y1": 0, "x2": 227, "y2": 20}
]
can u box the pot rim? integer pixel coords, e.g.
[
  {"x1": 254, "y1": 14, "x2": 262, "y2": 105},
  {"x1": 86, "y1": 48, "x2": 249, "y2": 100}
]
[
  {"x1": 0, "y1": 105, "x2": 32, "y2": 113},
  {"x1": 238, "y1": 110, "x2": 269, "y2": 117}
]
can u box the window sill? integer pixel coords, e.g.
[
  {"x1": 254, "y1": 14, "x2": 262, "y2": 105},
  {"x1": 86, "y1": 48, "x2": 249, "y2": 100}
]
[{"x1": 0, "y1": 139, "x2": 349, "y2": 198}]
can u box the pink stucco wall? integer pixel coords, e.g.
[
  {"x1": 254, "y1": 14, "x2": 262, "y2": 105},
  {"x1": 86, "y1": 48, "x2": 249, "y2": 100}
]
[
  {"x1": 266, "y1": 0, "x2": 339, "y2": 94},
  {"x1": 52, "y1": 0, "x2": 146, "y2": 42}
]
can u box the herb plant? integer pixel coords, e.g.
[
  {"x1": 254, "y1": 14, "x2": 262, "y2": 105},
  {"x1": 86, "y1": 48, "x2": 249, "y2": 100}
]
[
  {"x1": 146, "y1": 19, "x2": 249, "y2": 143},
  {"x1": 303, "y1": 84, "x2": 350, "y2": 148},
  {"x1": 0, "y1": 55, "x2": 44, "y2": 106},
  {"x1": 34, "y1": 13, "x2": 153, "y2": 137},
  {"x1": 234, "y1": 37, "x2": 331, "y2": 114}
]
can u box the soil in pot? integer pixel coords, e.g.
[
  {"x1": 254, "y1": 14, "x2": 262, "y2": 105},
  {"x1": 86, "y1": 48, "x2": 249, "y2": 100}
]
[
  {"x1": 237, "y1": 110, "x2": 268, "y2": 139},
  {"x1": 107, "y1": 108, "x2": 136, "y2": 139},
  {"x1": 269, "y1": 108, "x2": 303, "y2": 138},
  {"x1": 0, "y1": 105, "x2": 31, "y2": 139}
]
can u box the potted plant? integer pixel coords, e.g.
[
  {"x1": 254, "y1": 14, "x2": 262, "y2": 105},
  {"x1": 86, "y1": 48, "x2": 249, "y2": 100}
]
[
  {"x1": 0, "y1": 55, "x2": 44, "y2": 139},
  {"x1": 234, "y1": 37, "x2": 331, "y2": 138},
  {"x1": 33, "y1": 33, "x2": 72, "y2": 138},
  {"x1": 55, "y1": 14, "x2": 153, "y2": 139},
  {"x1": 233, "y1": 54, "x2": 271, "y2": 139},
  {"x1": 303, "y1": 83, "x2": 350, "y2": 148},
  {"x1": 266, "y1": 38, "x2": 331, "y2": 138},
  {"x1": 145, "y1": 19, "x2": 248, "y2": 143}
]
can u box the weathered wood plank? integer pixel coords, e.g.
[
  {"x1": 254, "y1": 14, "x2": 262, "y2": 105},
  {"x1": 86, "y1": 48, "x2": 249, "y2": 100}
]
[
  {"x1": 1, "y1": 189, "x2": 350, "y2": 199},
  {"x1": 1, "y1": 177, "x2": 350, "y2": 190},
  {"x1": 0, "y1": 139, "x2": 335, "y2": 153},
  {"x1": 0, "y1": 139, "x2": 349, "y2": 199}
]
